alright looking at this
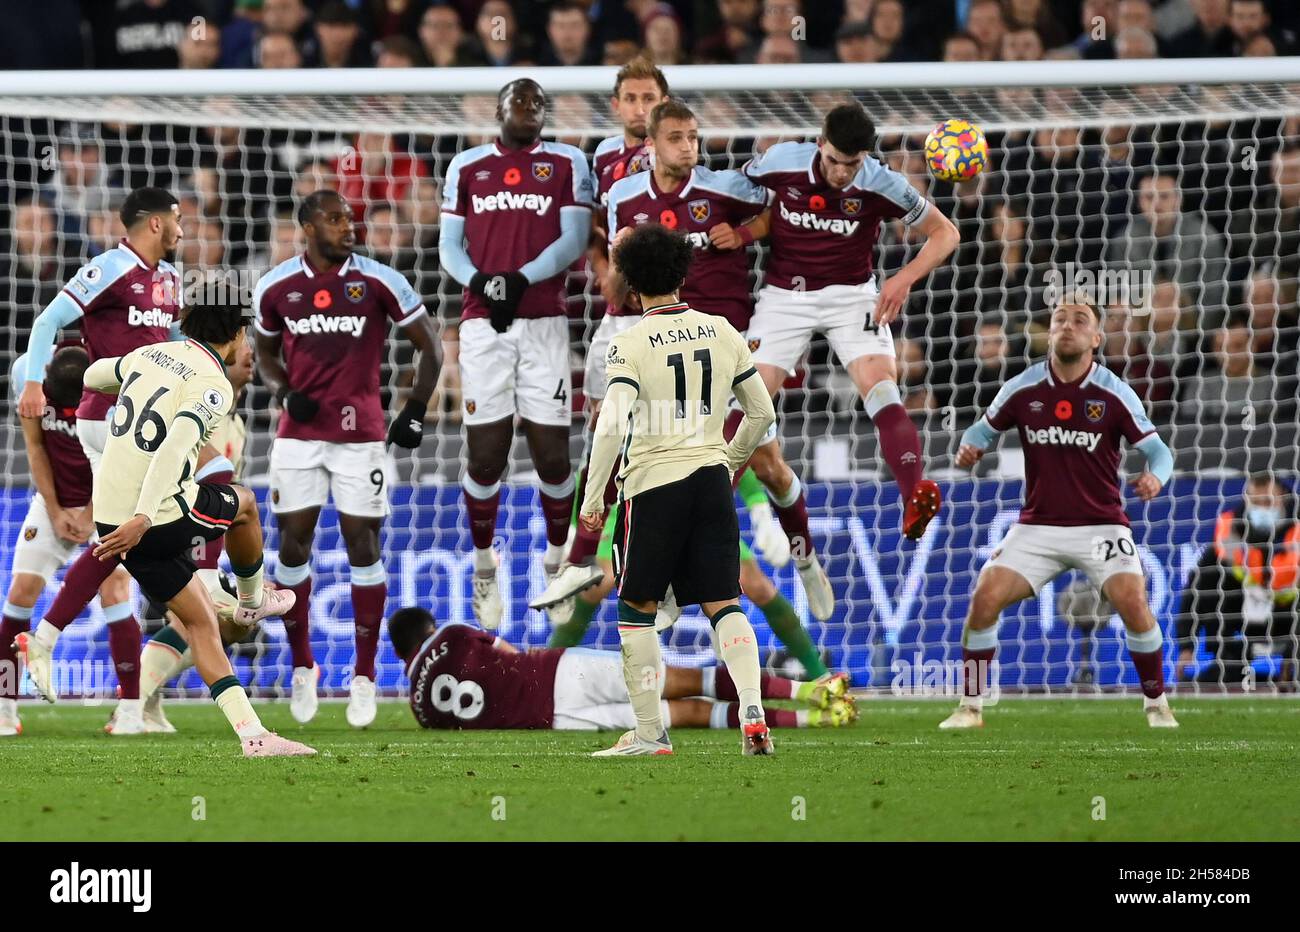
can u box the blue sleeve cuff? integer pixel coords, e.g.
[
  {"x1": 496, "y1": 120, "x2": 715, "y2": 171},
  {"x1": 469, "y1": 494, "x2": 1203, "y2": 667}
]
[
  {"x1": 1136, "y1": 434, "x2": 1174, "y2": 485},
  {"x1": 961, "y1": 418, "x2": 999, "y2": 450}
]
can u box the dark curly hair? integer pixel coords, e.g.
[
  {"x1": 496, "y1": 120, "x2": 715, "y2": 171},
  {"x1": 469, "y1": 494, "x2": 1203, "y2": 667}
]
[
  {"x1": 388, "y1": 606, "x2": 437, "y2": 661},
  {"x1": 179, "y1": 303, "x2": 250, "y2": 346},
  {"x1": 613, "y1": 223, "x2": 693, "y2": 299},
  {"x1": 822, "y1": 103, "x2": 876, "y2": 155}
]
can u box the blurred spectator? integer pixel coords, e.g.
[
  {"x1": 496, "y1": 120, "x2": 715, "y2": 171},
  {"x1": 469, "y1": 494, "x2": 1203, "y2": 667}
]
[
  {"x1": 1229, "y1": 143, "x2": 1300, "y2": 280},
  {"x1": 1145, "y1": 277, "x2": 1192, "y2": 373},
  {"x1": 1107, "y1": 170, "x2": 1228, "y2": 312},
  {"x1": 178, "y1": 19, "x2": 222, "y2": 69},
  {"x1": 842, "y1": 0, "x2": 872, "y2": 23},
  {"x1": 469, "y1": 0, "x2": 530, "y2": 66},
  {"x1": 1243, "y1": 32, "x2": 1277, "y2": 55},
  {"x1": 950, "y1": 320, "x2": 1023, "y2": 419},
  {"x1": 311, "y1": 2, "x2": 372, "y2": 68},
  {"x1": 41, "y1": 124, "x2": 123, "y2": 260},
  {"x1": 262, "y1": 0, "x2": 315, "y2": 60},
  {"x1": 755, "y1": 33, "x2": 802, "y2": 64},
  {"x1": 364, "y1": 202, "x2": 416, "y2": 278},
  {"x1": 377, "y1": 35, "x2": 425, "y2": 68},
  {"x1": 643, "y1": 5, "x2": 688, "y2": 65},
  {"x1": 1004, "y1": 0, "x2": 1068, "y2": 47},
  {"x1": 759, "y1": 0, "x2": 801, "y2": 42},
  {"x1": 363, "y1": 0, "x2": 430, "y2": 42},
  {"x1": 1175, "y1": 473, "x2": 1298, "y2": 689},
  {"x1": 868, "y1": 0, "x2": 915, "y2": 62},
  {"x1": 1102, "y1": 301, "x2": 1175, "y2": 420},
  {"x1": 267, "y1": 208, "x2": 302, "y2": 266},
  {"x1": 1241, "y1": 267, "x2": 1300, "y2": 382},
  {"x1": 92, "y1": 0, "x2": 205, "y2": 69},
  {"x1": 293, "y1": 157, "x2": 339, "y2": 205},
  {"x1": 1023, "y1": 124, "x2": 1106, "y2": 267},
  {"x1": 942, "y1": 31, "x2": 981, "y2": 61},
  {"x1": 334, "y1": 133, "x2": 427, "y2": 238},
  {"x1": 2, "y1": 201, "x2": 64, "y2": 325},
  {"x1": 1071, "y1": 0, "x2": 1117, "y2": 58},
  {"x1": 835, "y1": 20, "x2": 878, "y2": 63},
  {"x1": 1166, "y1": 0, "x2": 1234, "y2": 57},
  {"x1": 695, "y1": 0, "x2": 761, "y2": 63},
  {"x1": 1228, "y1": 0, "x2": 1272, "y2": 53},
  {"x1": 178, "y1": 216, "x2": 225, "y2": 267},
  {"x1": 896, "y1": 338, "x2": 936, "y2": 415},
  {"x1": 1181, "y1": 316, "x2": 1275, "y2": 424},
  {"x1": 419, "y1": 4, "x2": 483, "y2": 68},
  {"x1": 1001, "y1": 27, "x2": 1045, "y2": 60},
  {"x1": 220, "y1": 0, "x2": 264, "y2": 68},
  {"x1": 1114, "y1": 26, "x2": 1158, "y2": 58},
  {"x1": 964, "y1": 0, "x2": 1006, "y2": 60},
  {"x1": 541, "y1": 1, "x2": 598, "y2": 66},
  {"x1": 258, "y1": 31, "x2": 303, "y2": 68},
  {"x1": 603, "y1": 38, "x2": 643, "y2": 64}
]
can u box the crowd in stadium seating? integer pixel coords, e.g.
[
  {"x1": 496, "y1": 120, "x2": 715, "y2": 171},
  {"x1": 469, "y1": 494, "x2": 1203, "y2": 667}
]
[{"x1": 1, "y1": 0, "x2": 1298, "y2": 462}]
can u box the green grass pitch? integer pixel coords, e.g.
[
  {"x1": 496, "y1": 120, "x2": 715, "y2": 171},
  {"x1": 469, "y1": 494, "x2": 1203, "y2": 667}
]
[{"x1": 3, "y1": 699, "x2": 1297, "y2": 841}]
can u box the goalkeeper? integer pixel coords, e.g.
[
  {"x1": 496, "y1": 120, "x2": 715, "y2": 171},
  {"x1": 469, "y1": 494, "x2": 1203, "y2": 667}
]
[{"x1": 548, "y1": 468, "x2": 834, "y2": 682}]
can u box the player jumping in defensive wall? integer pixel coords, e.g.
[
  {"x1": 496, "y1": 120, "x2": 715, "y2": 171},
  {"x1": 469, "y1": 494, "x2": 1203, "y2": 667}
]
[
  {"x1": 742, "y1": 104, "x2": 960, "y2": 543},
  {"x1": 940, "y1": 295, "x2": 1179, "y2": 730},
  {"x1": 438, "y1": 78, "x2": 594, "y2": 631},
  {"x1": 580, "y1": 222, "x2": 778, "y2": 757}
]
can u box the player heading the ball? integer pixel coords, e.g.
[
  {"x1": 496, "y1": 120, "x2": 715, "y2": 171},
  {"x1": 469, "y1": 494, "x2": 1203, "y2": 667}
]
[
  {"x1": 941, "y1": 294, "x2": 1179, "y2": 730},
  {"x1": 581, "y1": 222, "x2": 778, "y2": 757},
  {"x1": 742, "y1": 103, "x2": 961, "y2": 542}
]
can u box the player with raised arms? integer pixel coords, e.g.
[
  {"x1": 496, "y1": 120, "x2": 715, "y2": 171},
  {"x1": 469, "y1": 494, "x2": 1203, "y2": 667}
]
[
  {"x1": 580, "y1": 222, "x2": 777, "y2": 756},
  {"x1": 387, "y1": 607, "x2": 856, "y2": 734},
  {"x1": 742, "y1": 104, "x2": 960, "y2": 543},
  {"x1": 438, "y1": 78, "x2": 594, "y2": 629},
  {"x1": 542, "y1": 56, "x2": 672, "y2": 618},
  {"x1": 940, "y1": 295, "x2": 1179, "y2": 730},
  {"x1": 14, "y1": 187, "x2": 187, "y2": 732},
  {"x1": 538, "y1": 100, "x2": 832, "y2": 680},
  {"x1": 69, "y1": 304, "x2": 310, "y2": 757},
  {"x1": 254, "y1": 189, "x2": 439, "y2": 729}
]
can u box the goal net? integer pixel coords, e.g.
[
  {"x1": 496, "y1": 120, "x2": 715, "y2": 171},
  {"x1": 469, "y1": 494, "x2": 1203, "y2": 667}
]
[{"x1": 1, "y1": 62, "x2": 1297, "y2": 701}]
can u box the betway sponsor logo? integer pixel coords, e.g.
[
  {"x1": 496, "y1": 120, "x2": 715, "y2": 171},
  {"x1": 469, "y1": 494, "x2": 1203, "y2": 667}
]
[
  {"x1": 778, "y1": 200, "x2": 859, "y2": 236},
  {"x1": 1025, "y1": 425, "x2": 1102, "y2": 451},
  {"x1": 127, "y1": 306, "x2": 174, "y2": 328},
  {"x1": 285, "y1": 314, "x2": 367, "y2": 338},
  {"x1": 471, "y1": 191, "x2": 553, "y2": 215}
]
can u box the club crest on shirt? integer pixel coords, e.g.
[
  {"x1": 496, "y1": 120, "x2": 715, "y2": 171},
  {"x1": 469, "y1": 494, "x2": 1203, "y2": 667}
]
[
  {"x1": 271, "y1": 488, "x2": 280, "y2": 505},
  {"x1": 627, "y1": 154, "x2": 646, "y2": 175},
  {"x1": 532, "y1": 162, "x2": 553, "y2": 181},
  {"x1": 688, "y1": 199, "x2": 711, "y2": 223},
  {"x1": 465, "y1": 399, "x2": 476, "y2": 415},
  {"x1": 1085, "y1": 399, "x2": 1106, "y2": 422},
  {"x1": 23, "y1": 526, "x2": 37, "y2": 541},
  {"x1": 345, "y1": 280, "x2": 366, "y2": 303},
  {"x1": 842, "y1": 198, "x2": 862, "y2": 216},
  {"x1": 748, "y1": 337, "x2": 762, "y2": 352}
]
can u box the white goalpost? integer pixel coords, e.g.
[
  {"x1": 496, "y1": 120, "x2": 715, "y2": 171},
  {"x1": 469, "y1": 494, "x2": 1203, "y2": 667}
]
[{"x1": 2, "y1": 59, "x2": 1298, "y2": 700}]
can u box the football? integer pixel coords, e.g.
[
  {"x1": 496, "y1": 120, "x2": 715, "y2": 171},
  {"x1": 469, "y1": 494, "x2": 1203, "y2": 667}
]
[{"x1": 924, "y1": 118, "x2": 989, "y2": 182}]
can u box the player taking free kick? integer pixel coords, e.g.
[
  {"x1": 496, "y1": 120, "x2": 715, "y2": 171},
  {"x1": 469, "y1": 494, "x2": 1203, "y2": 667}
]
[
  {"x1": 940, "y1": 295, "x2": 1178, "y2": 730},
  {"x1": 580, "y1": 223, "x2": 778, "y2": 757},
  {"x1": 69, "y1": 304, "x2": 311, "y2": 757}
]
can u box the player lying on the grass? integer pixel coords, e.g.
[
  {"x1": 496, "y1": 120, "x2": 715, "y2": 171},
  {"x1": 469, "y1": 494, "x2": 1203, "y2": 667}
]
[
  {"x1": 940, "y1": 294, "x2": 1178, "y2": 730},
  {"x1": 741, "y1": 103, "x2": 960, "y2": 543},
  {"x1": 255, "y1": 189, "x2": 438, "y2": 730},
  {"x1": 0, "y1": 346, "x2": 95, "y2": 737},
  {"x1": 388, "y1": 607, "x2": 856, "y2": 732},
  {"x1": 22, "y1": 304, "x2": 314, "y2": 757},
  {"x1": 549, "y1": 470, "x2": 833, "y2": 683},
  {"x1": 581, "y1": 222, "x2": 778, "y2": 756}
]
